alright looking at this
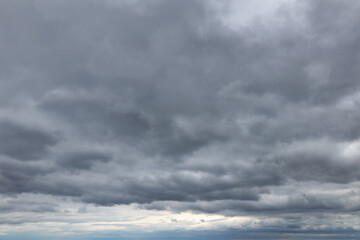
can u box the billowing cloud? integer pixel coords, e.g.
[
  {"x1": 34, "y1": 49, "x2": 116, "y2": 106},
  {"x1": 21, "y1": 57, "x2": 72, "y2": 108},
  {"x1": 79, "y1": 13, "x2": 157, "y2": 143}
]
[
  {"x1": 1, "y1": 0, "x2": 360, "y2": 236},
  {"x1": 0, "y1": 121, "x2": 59, "y2": 161}
]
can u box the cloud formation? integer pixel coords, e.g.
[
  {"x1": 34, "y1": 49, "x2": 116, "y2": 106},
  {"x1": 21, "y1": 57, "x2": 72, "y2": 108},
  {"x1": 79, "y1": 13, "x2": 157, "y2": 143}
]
[{"x1": 1, "y1": 0, "x2": 360, "y2": 234}]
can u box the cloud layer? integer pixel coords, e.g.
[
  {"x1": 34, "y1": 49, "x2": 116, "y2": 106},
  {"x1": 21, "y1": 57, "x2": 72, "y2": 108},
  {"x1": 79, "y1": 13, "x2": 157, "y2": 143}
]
[{"x1": 1, "y1": 0, "x2": 360, "y2": 233}]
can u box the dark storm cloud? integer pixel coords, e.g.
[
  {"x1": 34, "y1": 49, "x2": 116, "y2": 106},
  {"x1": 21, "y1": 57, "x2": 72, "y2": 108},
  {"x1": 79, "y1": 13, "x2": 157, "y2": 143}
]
[
  {"x1": 39, "y1": 90, "x2": 226, "y2": 156},
  {"x1": 0, "y1": 121, "x2": 59, "y2": 161},
  {"x1": 57, "y1": 151, "x2": 112, "y2": 170},
  {"x1": 1, "y1": 0, "x2": 360, "y2": 223},
  {"x1": 0, "y1": 157, "x2": 54, "y2": 194},
  {"x1": 40, "y1": 93, "x2": 152, "y2": 139},
  {"x1": 260, "y1": 150, "x2": 360, "y2": 184}
]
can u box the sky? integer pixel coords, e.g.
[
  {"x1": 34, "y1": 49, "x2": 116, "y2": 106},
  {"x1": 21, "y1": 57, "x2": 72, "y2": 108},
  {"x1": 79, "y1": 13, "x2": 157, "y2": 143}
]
[{"x1": 1, "y1": 0, "x2": 360, "y2": 239}]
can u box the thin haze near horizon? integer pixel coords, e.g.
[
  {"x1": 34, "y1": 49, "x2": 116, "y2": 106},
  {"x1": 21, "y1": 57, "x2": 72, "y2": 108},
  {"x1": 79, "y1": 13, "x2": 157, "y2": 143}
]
[{"x1": 1, "y1": 0, "x2": 360, "y2": 239}]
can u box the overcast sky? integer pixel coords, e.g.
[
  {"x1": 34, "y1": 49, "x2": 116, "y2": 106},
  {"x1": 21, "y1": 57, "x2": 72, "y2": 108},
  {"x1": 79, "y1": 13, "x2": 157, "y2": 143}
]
[{"x1": 1, "y1": 0, "x2": 360, "y2": 239}]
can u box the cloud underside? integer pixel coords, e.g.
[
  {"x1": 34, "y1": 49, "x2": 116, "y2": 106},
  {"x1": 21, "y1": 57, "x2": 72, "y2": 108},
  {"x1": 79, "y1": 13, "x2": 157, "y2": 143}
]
[{"x1": 1, "y1": 0, "x2": 360, "y2": 221}]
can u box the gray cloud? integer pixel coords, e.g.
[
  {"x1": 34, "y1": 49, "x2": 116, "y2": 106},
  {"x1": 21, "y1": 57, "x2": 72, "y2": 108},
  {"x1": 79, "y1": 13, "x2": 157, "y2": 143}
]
[
  {"x1": 0, "y1": 198, "x2": 57, "y2": 213},
  {"x1": 57, "y1": 151, "x2": 112, "y2": 170},
  {"x1": 1, "y1": 0, "x2": 360, "y2": 231},
  {"x1": 0, "y1": 157, "x2": 54, "y2": 194},
  {"x1": 0, "y1": 121, "x2": 59, "y2": 161}
]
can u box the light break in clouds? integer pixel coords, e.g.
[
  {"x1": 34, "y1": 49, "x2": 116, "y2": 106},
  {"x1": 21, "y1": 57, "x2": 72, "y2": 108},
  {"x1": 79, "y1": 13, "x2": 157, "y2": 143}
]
[{"x1": 1, "y1": 0, "x2": 360, "y2": 239}]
